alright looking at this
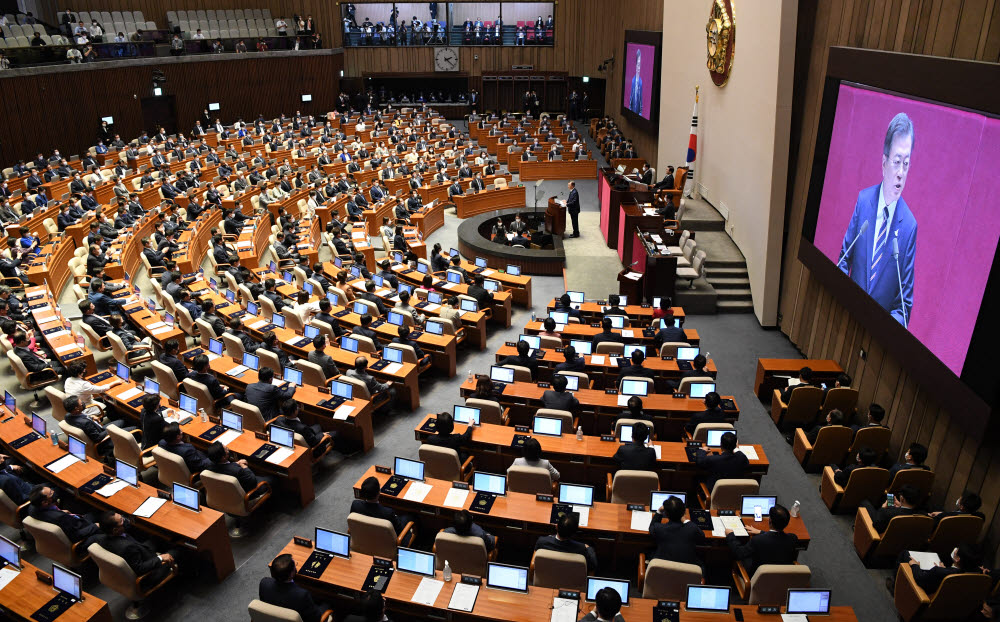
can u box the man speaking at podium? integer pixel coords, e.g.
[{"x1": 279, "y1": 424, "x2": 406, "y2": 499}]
[
  {"x1": 837, "y1": 113, "x2": 917, "y2": 327},
  {"x1": 628, "y1": 49, "x2": 643, "y2": 115}
]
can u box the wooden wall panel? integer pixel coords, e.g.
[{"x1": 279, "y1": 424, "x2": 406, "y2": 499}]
[
  {"x1": 780, "y1": 0, "x2": 1000, "y2": 551},
  {"x1": 0, "y1": 53, "x2": 342, "y2": 162}
]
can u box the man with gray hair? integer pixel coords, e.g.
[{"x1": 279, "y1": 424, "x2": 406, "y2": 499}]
[{"x1": 837, "y1": 112, "x2": 917, "y2": 327}]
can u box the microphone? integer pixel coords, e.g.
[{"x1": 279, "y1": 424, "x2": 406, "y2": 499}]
[
  {"x1": 838, "y1": 220, "x2": 869, "y2": 264},
  {"x1": 629, "y1": 260, "x2": 640, "y2": 267},
  {"x1": 892, "y1": 235, "x2": 908, "y2": 329}
]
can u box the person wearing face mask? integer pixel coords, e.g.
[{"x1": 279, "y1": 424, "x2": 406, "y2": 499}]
[
  {"x1": 929, "y1": 491, "x2": 984, "y2": 527},
  {"x1": 897, "y1": 543, "x2": 984, "y2": 595}
]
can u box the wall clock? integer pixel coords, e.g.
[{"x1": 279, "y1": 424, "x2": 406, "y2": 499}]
[{"x1": 434, "y1": 46, "x2": 459, "y2": 72}]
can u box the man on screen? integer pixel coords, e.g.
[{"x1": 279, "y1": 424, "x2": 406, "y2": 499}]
[
  {"x1": 629, "y1": 49, "x2": 643, "y2": 115},
  {"x1": 837, "y1": 113, "x2": 916, "y2": 327}
]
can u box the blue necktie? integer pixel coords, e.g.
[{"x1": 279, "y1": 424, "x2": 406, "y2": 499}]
[{"x1": 870, "y1": 206, "x2": 889, "y2": 287}]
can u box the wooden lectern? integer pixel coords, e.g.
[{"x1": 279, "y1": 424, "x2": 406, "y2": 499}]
[
  {"x1": 617, "y1": 269, "x2": 644, "y2": 302},
  {"x1": 545, "y1": 197, "x2": 566, "y2": 236}
]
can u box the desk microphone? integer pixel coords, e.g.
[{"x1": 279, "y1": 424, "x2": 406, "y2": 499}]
[
  {"x1": 838, "y1": 220, "x2": 869, "y2": 264},
  {"x1": 629, "y1": 260, "x2": 640, "y2": 267},
  {"x1": 891, "y1": 235, "x2": 908, "y2": 329}
]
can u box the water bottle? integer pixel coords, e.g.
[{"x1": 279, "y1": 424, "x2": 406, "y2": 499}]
[
  {"x1": 199, "y1": 408, "x2": 208, "y2": 423},
  {"x1": 467, "y1": 369, "x2": 473, "y2": 382},
  {"x1": 442, "y1": 560, "x2": 452, "y2": 582},
  {"x1": 790, "y1": 500, "x2": 801, "y2": 518},
  {"x1": 531, "y1": 310, "x2": 536, "y2": 323},
  {"x1": 49, "y1": 430, "x2": 59, "y2": 446},
  {"x1": 576, "y1": 426, "x2": 583, "y2": 441}
]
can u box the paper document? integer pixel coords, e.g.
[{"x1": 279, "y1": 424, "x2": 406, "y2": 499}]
[
  {"x1": 46, "y1": 454, "x2": 79, "y2": 473},
  {"x1": 133, "y1": 497, "x2": 167, "y2": 518},
  {"x1": 553, "y1": 323, "x2": 566, "y2": 332},
  {"x1": 787, "y1": 378, "x2": 803, "y2": 387},
  {"x1": 720, "y1": 515, "x2": 748, "y2": 537},
  {"x1": 651, "y1": 444, "x2": 661, "y2": 458},
  {"x1": 617, "y1": 394, "x2": 632, "y2": 407},
  {"x1": 422, "y1": 303, "x2": 440, "y2": 312},
  {"x1": 443, "y1": 283, "x2": 457, "y2": 290},
  {"x1": 572, "y1": 505, "x2": 590, "y2": 527},
  {"x1": 621, "y1": 330, "x2": 634, "y2": 338},
  {"x1": 551, "y1": 597, "x2": 578, "y2": 622},
  {"x1": 151, "y1": 326, "x2": 174, "y2": 336},
  {"x1": 218, "y1": 430, "x2": 241, "y2": 447},
  {"x1": 247, "y1": 320, "x2": 268, "y2": 329},
  {"x1": 333, "y1": 404, "x2": 355, "y2": 420},
  {"x1": 47, "y1": 329, "x2": 70, "y2": 338},
  {"x1": 630, "y1": 510, "x2": 652, "y2": 531},
  {"x1": 590, "y1": 355, "x2": 606, "y2": 365},
  {"x1": 375, "y1": 288, "x2": 391, "y2": 297},
  {"x1": 96, "y1": 480, "x2": 130, "y2": 498},
  {"x1": 711, "y1": 516, "x2": 726, "y2": 537},
  {"x1": 443, "y1": 487, "x2": 469, "y2": 508},
  {"x1": 383, "y1": 363, "x2": 403, "y2": 375},
  {"x1": 54, "y1": 344, "x2": 80, "y2": 354},
  {"x1": 32, "y1": 304, "x2": 52, "y2": 312},
  {"x1": 737, "y1": 446, "x2": 759, "y2": 460},
  {"x1": 403, "y1": 481, "x2": 432, "y2": 503},
  {"x1": 781, "y1": 616, "x2": 808, "y2": 622},
  {"x1": 35, "y1": 315, "x2": 58, "y2": 325},
  {"x1": 651, "y1": 235, "x2": 663, "y2": 243},
  {"x1": 0, "y1": 566, "x2": 20, "y2": 591},
  {"x1": 482, "y1": 269, "x2": 495, "y2": 276},
  {"x1": 410, "y1": 577, "x2": 444, "y2": 606},
  {"x1": 447, "y1": 581, "x2": 479, "y2": 612},
  {"x1": 624, "y1": 272, "x2": 642, "y2": 281},
  {"x1": 908, "y1": 551, "x2": 942, "y2": 570},
  {"x1": 227, "y1": 365, "x2": 249, "y2": 376},
  {"x1": 117, "y1": 387, "x2": 143, "y2": 401},
  {"x1": 146, "y1": 322, "x2": 165, "y2": 330},
  {"x1": 265, "y1": 447, "x2": 294, "y2": 464}
]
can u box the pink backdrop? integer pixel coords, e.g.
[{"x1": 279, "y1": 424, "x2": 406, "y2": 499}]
[{"x1": 813, "y1": 84, "x2": 1000, "y2": 375}]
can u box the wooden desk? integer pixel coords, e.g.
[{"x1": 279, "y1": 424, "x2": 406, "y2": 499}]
[
  {"x1": 24, "y1": 285, "x2": 97, "y2": 375},
  {"x1": 543, "y1": 301, "x2": 682, "y2": 325},
  {"x1": 452, "y1": 186, "x2": 528, "y2": 219},
  {"x1": 617, "y1": 201, "x2": 664, "y2": 263},
  {"x1": 460, "y1": 260, "x2": 532, "y2": 308},
  {"x1": 632, "y1": 227, "x2": 681, "y2": 303},
  {"x1": 598, "y1": 168, "x2": 654, "y2": 250},
  {"x1": 522, "y1": 321, "x2": 700, "y2": 348},
  {"x1": 411, "y1": 199, "x2": 445, "y2": 239},
  {"x1": 754, "y1": 359, "x2": 844, "y2": 401},
  {"x1": 386, "y1": 265, "x2": 514, "y2": 331},
  {"x1": 0, "y1": 560, "x2": 112, "y2": 622},
  {"x1": 519, "y1": 159, "x2": 598, "y2": 182},
  {"x1": 0, "y1": 415, "x2": 235, "y2": 580}
]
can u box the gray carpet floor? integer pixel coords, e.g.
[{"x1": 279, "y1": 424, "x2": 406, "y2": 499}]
[{"x1": 0, "y1": 122, "x2": 898, "y2": 621}]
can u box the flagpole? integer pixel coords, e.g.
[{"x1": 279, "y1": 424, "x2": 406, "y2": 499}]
[{"x1": 684, "y1": 86, "x2": 700, "y2": 200}]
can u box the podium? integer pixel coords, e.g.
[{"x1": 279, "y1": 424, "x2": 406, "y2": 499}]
[
  {"x1": 617, "y1": 269, "x2": 644, "y2": 302},
  {"x1": 545, "y1": 197, "x2": 566, "y2": 236}
]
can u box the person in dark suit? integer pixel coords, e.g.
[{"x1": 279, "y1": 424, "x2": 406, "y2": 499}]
[
  {"x1": 498, "y1": 339, "x2": 538, "y2": 380},
  {"x1": 566, "y1": 180, "x2": 580, "y2": 237},
  {"x1": 860, "y1": 484, "x2": 925, "y2": 534},
  {"x1": 188, "y1": 354, "x2": 237, "y2": 406},
  {"x1": 63, "y1": 395, "x2": 126, "y2": 458},
  {"x1": 0, "y1": 458, "x2": 31, "y2": 504},
  {"x1": 591, "y1": 317, "x2": 623, "y2": 350},
  {"x1": 342, "y1": 589, "x2": 387, "y2": 622},
  {"x1": 259, "y1": 554, "x2": 330, "y2": 622},
  {"x1": 158, "y1": 421, "x2": 213, "y2": 473},
  {"x1": 541, "y1": 374, "x2": 579, "y2": 412},
  {"x1": 245, "y1": 367, "x2": 296, "y2": 422},
  {"x1": 887, "y1": 442, "x2": 930, "y2": 483},
  {"x1": 653, "y1": 311, "x2": 686, "y2": 346},
  {"x1": 579, "y1": 588, "x2": 625, "y2": 622},
  {"x1": 803, "y1": 408, "x2": 845, "y2": 444},
  {"x1": 831, "y1": 447, "x2": 879, "y2": 487},
  {"x1": 535, "y1": 514, "x2": 598, "y2": 571},
  {"x1": 200, "y1": 301, "x2": 227, "y2": 337},
  {"x1": 205, "y1": 441, "x2": 270, "y2": 496},
  {"x1": 725, "y1": 504, "x2": 799, "y2": 576},
  {"x1": 554, "y1": 346, "x2": 586, "y2": 373},
  {"x1": 28, "y1": 485, "x2": 101, "y2": 547},
  {"x1": 422, "y1": 411, "x2": 473, "y2": 461},
  {"x1": 603, "y1": 294, "x2": 627, "y2": 317},
  {"x1": 649, "y1": 495, "x2": 706, "y2": 570},
  {"x1": 13, "y1": 331, "x2": 61, "y2": 380},
  {"x1": 851, "y1": 402, "x2": 888, "y2": 435},
  {"x1": 80, "y1": 299, "x2": 113, "y2": 338},
  {"x1": 628, "y1": 49, "x2": 644, "y2": 114},
  {"x1": 98, "y1": 511, "x2": 179, "y2": 588},
  {"x1": 929, "y1": 491, "x2": 984, "y2": 527},
  {"x1": 274, "y1": 400, "x2": 336, "y2": 457},
  {"x1": 617, "y1": 349, "x2": 654, "y2": 384},
  {"x1": 307, "y1": 334, "x2": 341, "y2": 380},
  {"x1": 553, "y1": 293, "x2": 582, "y2": 320},
  {"x1": 157, "y1": 338, "x2": 188, "y2": 382},
  {"x1": 695, "y1": 431, "x2": 750, "y2": 489},
  {"x1": 613, "y1": 421, "x2": 656, "y2": 470},
  {"x1": 655, "y1": 166, "x2": 676, "y2": 191},
  {"x1": 350, "y1": 476, "x2": 414, "y2": 545},
  {"x1": 837, "y1": 113, "x2": 917, "y2": 326},
  {"x1": 779, "y1": 367, "x2": 816, "y2": 403},
  {"x1": 467, "y1": 275, "x2": 494, "y2": 311},
  {"x1": 907, "y1": 543, "x2": 983, "y2": 594},
  {"x1": 139, "y1": 394, "x2": 167, "y2": 450},
  {"x1": 442, "y1": 508, "x2": 496, "y2": 552}
]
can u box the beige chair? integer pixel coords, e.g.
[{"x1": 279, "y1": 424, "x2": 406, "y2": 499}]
[
  {"x1": 614, "y1": 418, "x2": 656, "y2": 440},
  {"x1": 770, "y1": 385, "x2": 823, "y2": 430},
  {"x1": 820, "y1": 466, "x2": 889, "y2": 514},
  {"x1": 433, "y1": 531, "x2": 497, "y2": 577},
  {"x1": 227, "y1": 399, "x2": 268, "y2": 433},
  {"x1": 353, "y1": 298, "x2": 381, "y2": 318},
  {"x1": 23, "y1": 516, "x2": 89, "y2": 568},
  {"x1": 691, "y1": 422, "x2": 735, "y2": 442},
  {"x1": 200, "y1": 469, "x2": 272, "y2": 537},
  {"x1": 151, "y1": 360, "x2": 181, "y2": 401},
  {"x1": 530, "y1": 549, "x2": 588, "y2": 591},
  {"x1": 175, "y1": 305, "x2": 197, "y2": 337},
  {"x1": 792, "y1": 425, "x2": 853, "y2": 471},
  {"x1": 107, "y1": 332, "x2": 154, "y2": 369},
  {"x1": 502, "y1": 364, "x2": 532, "y2": 383},
  {"x1": 7, "y1": 350, "x2": 60, "y2": 406},
  {"x1": 195, "y1": 318, "x2": 219, "y2": 343},
  {"x1": 46, "y1": 385, "x2": 70, "y2": 421},
  {"x1": 677, "y1": 376, "x2": 715, "y2": 395},
  {"x1": 658, "y1": 342, "x2": 689, "y2": 358},
  {"x1": 309, "y1": 320, "x2": 338, "y2": 342},
  {"x1": 296, "y1": 360, "x2": 332, "y2": 386},
  {"x1": 556, "y1": 370, "x2": 590, "y2": 389},
  {"x1": 418, "y1": 445, "x2": 473, "y2": 482},
  {"x1": 347, "y1": 512, "x2": 414, "y2": 560},
  {"x1": 535, "y1": 408, "x2": 575, "y2": 432},
  {"x1": 107, "y1": 424, "x2": 155, "y2": 476},
  {"x1": 638, "y1": 557, "x2": 703, "y2": 600},
  {"x1": 821, "y1": 387, "x2": 858, "y2": 418},
  {"x1": 0, "y1": 489, "x2": 28, "y2": 531},
  {"x1": 79, "y1": 321, "x2": 111, "y2": 351},
  {"x1": 537, "y1": 335, "x2": 562, "y2": 349},
  {"x1": 182, "y1": 377, "x2": 225, "y2": 417},
  {"x1": 700, "y1": 479, "x2": 760, "y2": 511},
  {"x1": 606, "y1": 470, "x2": 659, "y2": 505},
  {"x1": 854, "y1": 508, "x2": 934, "y2": 564},
  {"x1": 893, "y1": 560, "x2": 991, "y2": 622},
  {"x1": 152, "y1": 446, "x2": 200, "y2": 489},
  {"x1": 465, "y1": 398, "x2": 508, "y2": 425},
  {"x1": 507, "y1": 465, "x2": 554, "y2": 495},
  {"x1": 256, "y1": 348, "x2": 281, "y2": 373},
  {"x1": 595, "y1": 342, "x2": 624, "y2": 356},
  {"x1": 58, "y1": 420, "x2": 102, "y2": 460},
  {"x1": 733, "y1": 563, "x2": 811, "y2": 605},
  {"x1": 248, "y1": 600, "x2": 333, "y2": 622},
  {"x1": 88, "y1": 541, "x2": 178, "y2": 620},
  {"x1": 222, "y1": 333, "x2": 245, "y2": 359}
]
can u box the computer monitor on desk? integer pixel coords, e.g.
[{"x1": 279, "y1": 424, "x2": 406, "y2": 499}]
[
  {"x1": 685, "y1": 585, "x2": 730, "y2": 612},
  {"x1": 315, "y1": 528, "x2": 350, "y2": 558},
  {"x1": 587, "y1": 577, "x2": 630, "y2": 606},
  {"x1": 394, "y1": 457, "x2": 425, "y2": 481},
  {"x1": 688, "y1": 382, "x2": 716, "y2": 399},
  {"x1": 570, "y1": 340, "x2": 592, "y2": 355},
  {"x1": 558, "y1": 483, "x2": 594, "y2": 507},
  {"x1": 397, "y1": 548, "x2": 435, "y2": 576},
  {"x1": 549, "y1": 311, "x2": 569, "y2": 324},
  {"x1": 472, "y1": 472, "x2": 507, "y2": 496},
  {"x1": 786, "y1": 589, "x2": 831, "y2": 615},
  {"x1": 650, "y1": 491, "x2": 686, "y2": 510},
  {"x1": 705, "y1": 429, "x2": 734, "y2": 448},
  {"x1": 486, "y1": 563, "x2": 529, "y2": 592}
]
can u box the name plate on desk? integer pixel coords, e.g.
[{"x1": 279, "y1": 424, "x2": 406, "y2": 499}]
[
  {"x1": 514, "y1": 425, "x2": 529, "y2": 433},
  {"x1": 686, "y1": 441, "x2": 702, "y2": 448},
  {"x1": 718, "y1": 509, "x2": 736, "y2": 517},
  {"x1": 293, "y1": 536, "x2": 313, "y2": 548},
  {"x1": 661, "y1": 355, "x2": 674, "y2": 360},
  {"x1": 558, "y1": 590, "x2": 580, "y2": 600},
  {"x1": 297, "y1": 550, "x2": 334, "y2": 579},
  {"x1": 461, "y1": 575, "x2": 483, "y2": 586},
  {"x1": 590, "y1": 323, "x2": 600, "y2": 327},
  {"x1": 536, "y1": 382, "x2": 550, "y2": 388},
  {"x1": 470, "y1": 491, "x2": 496, "y2": 514},
  {"x1": 375, "y1": 465, "x2": 392, "y2": 474},
  {"x1": 600, "y1": 435, "x2": 615, "y2": 442},
  {"x1": 254, "y1": 432, "x2": 268, "y2": 440},
  {"x1": 505, "y1": 341, "x2": 516, "y2": 347},
  {"x1": 62, "y1": 350, "x2": 84, "y2": 362},
  {"x1": 30, "y1": 592, "x2": 78, "y2": 622},
  {"x1": 672, "y1": 393, "x2": 686, "y2": 399},
  {"x1": 536, "y1": 494, "x2": 554, "y2": 503},
  {"x1": 627, "y1": 504, "x2": 645, "y2": 512},
  {"x1": 604, "y1": 389, "x2": 618, "y2": 395},
  {"x1": 380, "y1": 475, "x2": 408, "y2": 497},
  {"x1": 757, "y1": 606, "x2": 780, "y2": 614}
]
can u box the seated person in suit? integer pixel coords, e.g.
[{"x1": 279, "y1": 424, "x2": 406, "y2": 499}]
[
  {"x1": 804, "y1": 408, "x2": 845, "y2": 444},
  {"x1": 351, "y1": 476, "x2": 415, "y2": 546},
  {"x1": 109, "y1": 313, "x2": 154, "y2": 357},
  {"x1": 423, "y1": 411, "x2": 473, "y2": 461},
  {"x1": 188, "y1": 354, "x2": 238, "y2": 406},
  {"x1": 888, "y1": 442, "x2": 930, "y2": 482},
  {"x1": 158, "y1": 338, "x2": 188, "y2": 382},
  {"x1": 246, "y1": 367, "x2": 296, "y2": 422},
  {"x1": 579, "y1": 587, "x2": 625, "y2": 622},
  {"x1": 603, "y1": 294, "x2": 627, "y2": 317},
  {"x1": 443, "y1": 509, "x2": 496, "y2": 552},
  {"x1": 653, "y1": 310, "x2": 686, "y2": 347},
  {"x1": 140, "y1": 394, "x2": 167, "y2": 450},
  {"x1": 0, "y1": 457, "x2": 31, "y2": 504},
  {"x1": 98, "y1": 511, "x2": 180, "y2": 589},
  {"x1": 860, "y1": 484, "x2": 925, "y2": 534},
  {"x1": 158, "y1": 422, "x2": 213, "y2": 474},
  {"x1": 685, "y1": 392, "x2": 727, "y2": 434},
  {"x1": 509, "y1": 437, "x2": 560, "y2": 482},
  {"x1": 259, "y1": 331, "x2": 292, "y2": 370},
  {"x1": 649, "y1": 494, "x2": 706, "y2": 570},
  {"x1": 832, "y1": 447, "x2": 879, "y2": 486},
  {"x1": 695, "y1": 431, "x2": 750, "y2": 489},
  {"x1": 554, "y1": 346, "x2": 585, "y2": 373},
  {"x1": 613, "y1": 421, "x2": 656, "y2": 470},
  {"x1": 552, "y1": 293, "x2": 582, "y2": 319},
  {"x1": 205, "y1": 441, "x2": 271, "y2": 498},
  {"x1": 540, "y1": 374, "x2": 579, "y2": 412},
  {"x1": 352, "y1": 314, "x2": 379, "y2": 341},
  {"x1": 274, "y1": 400, "x2": 337, "y2": 457},
  {"x1": 342, "y1": 589, "x2": 385, "y2": 622},
  {"x1": 63, "y1": 395, "x2": 131, "y2": 459},
  {"x1": 28, "y1": 484, "x2": 101, "y2": 548},
  {"x1": 535, "y1": 514, "x2": 598, "y2": 572},
  {"x1": 907, "y1": 543, "x2": 983, "y2": 594},
  {"x1": 651, "y1": 296, "x2": 673, "y2": 320},
  {"x1": 591, "y1": 317, "x2": 623, "y2": 349},
  {"x1": 307, "y1": 334, "x2": 341, "y2": 380},
  {"x1": 392, "y1": 324, "x2": 429, "y2": 366},
  {"x1": 259, "y1": 553, "x2": 331, "y2": 622},
  {"x1": 617, "y1": 349, "x2": 654, "y2": 383},
  {"x1": 619, "y1": 396, "x2": 645, "y2": 423},
  {"x1": 467, "y1": 275, "x2": 494, "y2": 311},
  {"x1": 498, "y1": 339, "x2": 539, "y2": 380},
  {"x1": 725, "y1": 504, "x2": 799, "y2": 576},
  {"x1": 852, "y1": 402, "x2": 888, "y2": 435},
  {"x1": 346, "y1": 356, "x2": 396, "y2": 408},
  {"x1": 929, "y1": 491, "x2": 984, "y2": 526},
  {"x1": 779, "y1": 367, "x2": 816, "y2": 403}
]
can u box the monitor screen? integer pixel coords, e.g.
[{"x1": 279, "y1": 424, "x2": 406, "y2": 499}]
[
  {"x1": 447, "y1": 271, "x2": 463, "y2": 284},
  {"x1": 101, "y1": 115, "x2": 115, "y2": 124},
  {"x1": 225, "y1": 289, "x2": 236, "y2": 302},
  {"x1": 304, "y1": 325, "x2": 320, "y2": 339},
  {"x1": 558, "y1": 374, "x2": 580, "y2": 392},
  {"x1": 519, "y1": 335, "x2": 540, "y2": 350},
  {"x1": 570, "y1": 340, "x2": 592, "y2": 355},
  {"x1": 283, "y1": 367, "x2": 303, "y2": 386},
  {"x1": 242, "y1": 353, "x2": 259, "y2": 371},
  {"x1": 472, "y1": 472, "x2": 506, "y2": 496},
  {"x1": 486, "y1": 563, "x2": 528, "y2": 592},
  {"x1": 115, "y1": 362, "x2": 130, "y2": 381},
  {"x1": 340, "y1": 336, "x2": 359, "y2": 353},
  {"x1": 326, "y1": 293, "x2": 339, "y2": 306},
  {"x1": 689, "y1": 382, "x2": 716, "y2": 399},
  {"x1": 209, "y1": 338, "x2": 224, "y2": 356},
  {"x1": 621, "y1": 36, "x2": 661, "y2": 126},
  {"x1": 651, "y1": 491, "x2": 686, "y2": 510},
  {"x1": 208, "y1": 103, "x2": 220, "y2": 111},
  {"x1": 397, "y1": 547, "x2": 435, "y2": 576},
  {"x1": 179, "y1": 393, "x2": 197, "y2": 416},
  {"x1": 67, "y1": 435, "x2": 87, "y2": 462},
  {"x1": 394, "y1": 457, "x2": 425, "y2": 481},
  {"x1": 4, "y1": 391, "x2": 14, "y2": 413},
  {"x1": 623, "y1": 344, "x2": 645, "y2": 358},
  {"x1": 353, "y1": 302, "x2": 368, "y2": 316},
  {"x1": 449, "y1": 248, "x2": 460, "y2": 257},
  {"x1": 567, "y1": 291, "x2": 585, "y2": 304},
  {"x1": 416, "y1": 262, "x2": 429, "y2": 274},
  {"x1": 741, "y1": 495, "x2": 777, "y2": 517},
  {"x1": 387, "y1": 311, "x2": 405, "y2": 326},
  {"x1": 425, "y1": 320, "x2": 444, "y2": 335},
  {"x1": 660, "y1": 317, "x2": 683, "y2": 329},
  {"x1": 393, "y1": 252, "x2": 404, "y2": 263},
  {"x1": 301, "y1": 94, "x2": 312, "y2": 102},
  {"x1": 31, "y1": 413, "x2": 45, "y2": 436},
  {"x1": 116, "y1": 459, "x2": 138, "y2": 486},
  {"x1": 490, "y1": 366, "x2": 514, "y2": 384},
  {"x1": 460, "y1": 299, "x2": 478, "y2": 313},
  {"x1": 787, "y1": 589, "x2": 832, "y2": 615},
  {"x1": 617, "y1": 296, "x2": 628, "y2": 306},
  {"x1": 706, "y1": 429, "x2": 734, "y2": 447},
  {"x1": 620, "y1": 380, "x2": 649, "y2": 397},
  {"x1": 269, "y1": 425, "x2": 295, "y2": 448},
  {"x1": 475, "y1": 257, "x2": 488, "y2": 268},
  {"x1": 172, "y1": 482, "x2": 200, "y2": 511},
  {"x1": 383, "y1": 347, "x2": 403, "y2": 364},
  {"x1": 331, "y1": 380, "x2": 353, "y2": 399},
  {"x1": 532, "y1": 416, "x2": 562, "y2": 436},
  {"x1": 0, "y1": 534, "x2": 19, "y2": 569},
  {"x1": 427, "y1": 291, "x2": 443, "y2": 304},
  {"x1": 164, "y1": 312, "x2": 174, "y2": 326},
  {"x1": 618, "y1": 424, "x2": 634, "y2": 443},
  {"x1": 248, "y1": 302, "x2": 260, "y2": 316},
  {"x1": 608, "y1": 315, "x2": 626, "y2": 329},
  {"x1": 506, "y1": 265, "x2": 521, "y2": 276},
  {"x1": 484, "y1": 279, "x2": 499, "y2": 292},
  {"x1": 548, "y1": 311, "x2": 569, "y2": 324},
  {"x1": 398, "y1": 283, "x2": 412, "y2": 296},
  {"x1": 453, "y1": 406, "x2": 480, "y2": 426},
  {"x1": 315, "y1": 528, "x2": 350, "y2": 558},
  {"x1": 144, "y1": 378, "x2": 159, "y2": 395},
  {"x1": 372, "y1": 274, "x2": 384, "y2": 288},
  {"x1": 269, "y1": 261, "x2": 277, "y2": 273},
  {"x1": 52, "y1": 564, "x2": 82, "y2": 600},
  {"x1": 558, "y1": 483, "x2": 594, "y2": 507},
  {"x1": 676, "y1": 347, "x2": 700, "y2": 361},
  {"x1": 586, "y1": 577, "x2": 630, "y2": 605},
  {"x1": 221, "y1": 410, "x2": 242, "y2": 432},
  {"x1": 350, "y1": 266, "x2": 361, "y2": 278},
  {"x1": 686, "y1": 585, "x2": 731, "y2": 612},
  {"x1": 272, "y1": 313, "x2": 286, "y2": 329}
]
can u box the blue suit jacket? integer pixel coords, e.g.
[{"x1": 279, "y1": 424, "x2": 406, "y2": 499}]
[
  {"x1": 629, "y1": 75, "x2": 643, "y2": 115},
  {"x1": 837, "y1": 183, "x2": 916, "y2": 325}
]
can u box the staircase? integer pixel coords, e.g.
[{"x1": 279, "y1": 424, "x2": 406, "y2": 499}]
[{"x1": 705, "y1": 259, "x2": 753, "y2": 313}]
